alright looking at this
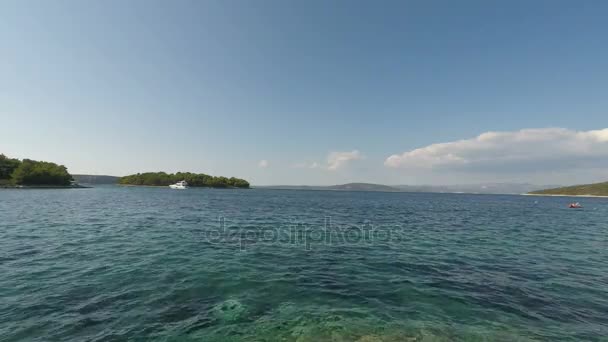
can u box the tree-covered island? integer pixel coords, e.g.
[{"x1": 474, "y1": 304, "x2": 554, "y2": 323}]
[
  {"x1": 119, "y1": 172, "x2": 250, "y2": 188},
  {"x1": 0, "y1": 154, "x2": 74, "y2": 187}
]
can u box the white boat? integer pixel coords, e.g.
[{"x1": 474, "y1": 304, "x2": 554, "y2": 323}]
[{"x1": 169, "y1": 180, "x2": 188, "y2": 189}]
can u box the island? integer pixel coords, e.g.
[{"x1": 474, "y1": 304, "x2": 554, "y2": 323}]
[
  {"x1": 119, "y1": 172, "x2": 250, "y2": 188},
  {"x1": 528, "y1": 181, "x2": 608, "y2": 197},
  {"x1": 0, "y1": 154, "x2": 79, "y2": 188}
]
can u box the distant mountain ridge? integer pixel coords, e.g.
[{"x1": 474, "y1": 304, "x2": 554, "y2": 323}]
[
  {"x1": 326, "y1": 183, "x2": 401, "y2": 192},
  {"x1": 529, "y1": 181, "x2": 608, "y2": 196},
  {"x1": 257, "y1": 183, "x2": 401, "y2": 192},
  {"x1": 395, "y1": 183, "x2": 558, "y2": 195},
  {"x1": 72, "y1": 174, "x2": 120, "y2": 184},
  {"x1": 259, "y1": 182, "x2": 556, "y2": 194},
  {"x1": 69, "y1": 176, "x2": 563, "y2": 195}
]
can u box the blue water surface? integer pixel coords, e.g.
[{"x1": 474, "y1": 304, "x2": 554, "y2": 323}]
[{"x1": 1, "y1": 186, "x2": 607, "y2": 341}]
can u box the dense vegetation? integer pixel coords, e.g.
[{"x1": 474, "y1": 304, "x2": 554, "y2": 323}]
[
  {"x1": 0, "y1": 154, "x2": 73, "y2": 186},
  {"x1": 529, "y1": 181, "x2": 608, "y2": 196},
  {"x1": 0, "y1": 154, "x2": 21, "y2": 183},
  {"x1": 119, "y1": 172, "x2": 250, "y2": 188}
]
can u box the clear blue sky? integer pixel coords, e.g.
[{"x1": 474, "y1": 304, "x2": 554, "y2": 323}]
[{"x1": 1, "y1": 0, "x2": 607, "y2": 185}]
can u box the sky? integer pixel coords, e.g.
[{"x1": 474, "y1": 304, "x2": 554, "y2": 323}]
[{"x1": 1, "y1": 0, "x2": 607, "y2": 185}]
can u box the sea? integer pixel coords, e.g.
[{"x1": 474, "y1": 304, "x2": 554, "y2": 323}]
[{"x1": 1, "y1": 186, "x2": 607, "y2": 341}]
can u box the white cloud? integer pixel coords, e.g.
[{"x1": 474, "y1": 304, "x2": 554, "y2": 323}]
[
  {"x1": 258, "y1": 160, "x2": 269, "y2": 168},
  {"x1": 291, "y1": 161, "x2": 325, "y2": 169},
  {"x1": 385, "y1": 128, "x2": 608, "y2": 172},
  {"x1": 291, "y1": 162, "x2": 306, "y2": 168},
  {"x1": 327, "y1": 150, "x2": 362, "y2": 170},
  {"x1": 291, "y1": 151, "x2": 362, "y2": 171}
]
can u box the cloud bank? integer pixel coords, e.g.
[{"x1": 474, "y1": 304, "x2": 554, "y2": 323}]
[
  {"x1": 292, "y1": 150, "x2": 363, "y2": 171},
  {"x1": 327, "y1": 150, "x2": 362, "y2": 170},
  {"x1": 385, "y1": 128, "x2": 608, "y2": 172},
  {"x1": 292, "y1": 161, "x2": 322, "y2": 169}
]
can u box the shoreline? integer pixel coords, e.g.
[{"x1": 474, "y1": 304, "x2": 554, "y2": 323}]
[
  {"x1": 0, "y1": 185, "x2": 91, "y2": 189},
  {"x1": 523, "y1": 193, "x2": 608, "y2": 198},
  {"x1": 119, "y1": 184, "x2": 166, "y2": 188},
  {"x1": 119, "y1": 184, "x2": 249, "y2": 189}
]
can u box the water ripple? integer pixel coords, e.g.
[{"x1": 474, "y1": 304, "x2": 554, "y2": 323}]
[{"x1": 1, "y1": 187, "x2": 608, "y2": 341}]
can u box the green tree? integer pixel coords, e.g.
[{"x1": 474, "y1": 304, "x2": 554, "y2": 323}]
[
  {"x1": 0, "y1": 154, "x2": 21, "y2": 180},
  {"x1": 11, "y1": 159, "x2": 73, "y2": 186}
]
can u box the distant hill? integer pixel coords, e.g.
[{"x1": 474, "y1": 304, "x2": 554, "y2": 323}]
[
  {"x1": 326, "y1": 183, "x2": 401, "y2": 192},
  {"x1": 259, "y1": 182, "x2": 556, "y2": 194},
  {"x1": 395, "y1": 183, "x2": 558, "y2": 195},
  {"x1": 258, "y1": 183, "x2": 401, "y2": 192},
  {"x1": 72, "y1": 174, "x2": 120, "y2": 184},
  {"x1": 529, "y1": 181, "x2": 608, "y2": 196}
]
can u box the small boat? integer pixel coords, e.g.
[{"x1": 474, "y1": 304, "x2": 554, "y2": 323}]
[
  {"x1": 169, "y1": 180, "x2": 188, "y2": 190},
  {"x1": 568, "y1": 202, "x2": 582, "y2": 208}
]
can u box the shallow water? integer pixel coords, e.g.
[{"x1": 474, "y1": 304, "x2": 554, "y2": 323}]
[{"x1": 1, "y1": 187, "x2": 608, "y2": 341}]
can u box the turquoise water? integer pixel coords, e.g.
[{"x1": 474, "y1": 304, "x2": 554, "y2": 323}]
[{"x1": 1, "y1": 187, "x2": 608, "y2": 341}]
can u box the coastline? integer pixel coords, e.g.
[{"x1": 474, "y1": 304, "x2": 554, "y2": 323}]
[
  {"x1": 523, "y1": 193, "x2": 608, "y2": 198},
  {"x1": 119, "y1": 184, "x2": 249, "y2": 189},
  {"x1": 119, "y1": 184, "x2": 167, "y2": 188},
  {"x1": 0, "y1": 185, "x2": 91, "y2": 189}
]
